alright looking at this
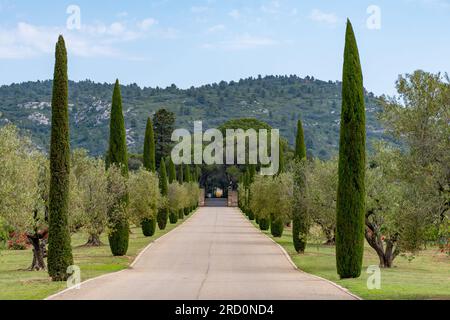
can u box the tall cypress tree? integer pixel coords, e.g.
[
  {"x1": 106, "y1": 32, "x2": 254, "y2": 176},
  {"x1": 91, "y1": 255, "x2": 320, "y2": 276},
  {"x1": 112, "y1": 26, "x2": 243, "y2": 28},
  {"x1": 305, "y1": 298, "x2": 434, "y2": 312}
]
[
  {"x1": 47, "y1": 35, "x2": 73, "y2": 281},
  {"x1": 292, "y1": 118, "x2": 309, "y2": 253},
  {"x1": 178, "y1": 165, "x2": 184, "y2": 184},
  {"x1": 106, "y1": 79, "x2": 130, "y2": 256},
  {"x1": 247, "y1": 165, "x2": 256, "y2": 220},
  {"x1": 143, "y1": 117, "x2": 156, "y2": 173},
  {"x1": 295, "y1": 120, "x2": 307, "y2": 160},
  {"x1": 167, "y1": 157, "x2": 178, "y2": 224},
  {"x1": 277, "y1": 142, "x2": 285, "y2": 175},
  {"x1": 336, "y1": 20, "x2": 366, "y2": 279},
  {"x1": 141, "y1": 117, "x2": 157, "y2": 236},
  {"x1": 183, "y1": 165, "x2": 191, "y2": 215},
  {"x1": 184, "y1": 165, "x2": 191, "y2": 183},
  {"x1": 177, "y1": 165, "x2": 184, "y2": 219},
  {"x1": 168, "y1": 157, "x2": 176, "y2": 184},
  {"x1": 157, "y1": 158, "x2": 169, "y2": 230},
  {"x1": 244, "y1": 168, "x2": 250, "y2": 214}
]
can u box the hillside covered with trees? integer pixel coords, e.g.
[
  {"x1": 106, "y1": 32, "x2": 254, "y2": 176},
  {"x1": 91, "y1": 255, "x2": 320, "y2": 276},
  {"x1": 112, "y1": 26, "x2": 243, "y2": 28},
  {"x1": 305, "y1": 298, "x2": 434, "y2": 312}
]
[{"x1": 0, "y1": 75, "x2": 383, "y2": 159}]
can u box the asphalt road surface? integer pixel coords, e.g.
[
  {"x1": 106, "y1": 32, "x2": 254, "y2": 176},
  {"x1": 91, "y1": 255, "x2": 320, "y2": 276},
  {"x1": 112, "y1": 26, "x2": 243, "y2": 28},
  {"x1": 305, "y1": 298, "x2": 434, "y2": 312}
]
[{"x1": 49, "y1": 206, "x2": 357, "y2": 300}]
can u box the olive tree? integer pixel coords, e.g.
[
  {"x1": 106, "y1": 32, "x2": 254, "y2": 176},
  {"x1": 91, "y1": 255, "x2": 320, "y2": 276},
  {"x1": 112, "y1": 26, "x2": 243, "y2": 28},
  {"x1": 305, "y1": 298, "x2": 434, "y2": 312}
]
[
  {"x1": 0, "y1": 125, "x2": 48, "y2": 270},
  {"x1": 250, "y1": 174, "x2": 293, "y2": 236},
  {"x1": 306, "y1": 159, "x2": 339, "y2": 245},
  {"x1": 70, "y1": 150, "x2": 110, "y2": 246},
  {"x1": 128, "y1": 169, "x2": 164, "y2": 237},
  {"x1": 167, "y1": 183, "x2": 187, "y2": 216}
]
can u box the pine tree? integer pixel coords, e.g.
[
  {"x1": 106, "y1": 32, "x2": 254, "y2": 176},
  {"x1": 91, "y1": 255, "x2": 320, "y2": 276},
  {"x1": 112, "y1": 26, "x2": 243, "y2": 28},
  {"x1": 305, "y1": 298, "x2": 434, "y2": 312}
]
[
  {"x1": 143, "y1": 117, "x2": 156, "y2": 172},
  {"x1": 106, "y1": 79, "x2": 129, "y2": 256},
  {"x1": 336, "y1": 19, "x2": 366, "y2": 279},
  {"x1": 47, "y1": 35, "x2": 73, "y2": 281},
  {"x1": 292, "y1": 118, "x2": 309, "y2": 253},
  {"x1": 157, "y1": 158, "x2": 169, "y2": 230}
]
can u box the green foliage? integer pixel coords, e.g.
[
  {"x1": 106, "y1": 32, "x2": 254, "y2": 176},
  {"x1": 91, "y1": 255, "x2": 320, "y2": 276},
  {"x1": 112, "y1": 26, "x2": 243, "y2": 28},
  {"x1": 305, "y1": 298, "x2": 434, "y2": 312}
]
[
  {"x1": 0, "y1": 76, "x2": 382, "y2": 160},
  {"x1": 278, "y1": 141, "x2": 285, "y2": 175},
  {"x1": 159, "y1": 159, "x2": 169, "y2": 196},
  {"x1": 169, "y1": 210, "x2": 178, "y2": 224},
  {"x1": 47, "y1": 36, "x2": 73, "y2": 281},
  {"x1": 106, "y1": 80, "x2": 129, "y2": 174},
  {"x1": 106, "y1": 165, "x2": 129, "y2": 256},
  {"x1": 306, "y1": 159, "x2": 339, "y2": 245},
  {"x1": 271, "y1": 217, "x2": 284, "y2": 238},
  {"x1": 336, "y1": 20, "x2": 366, "y2": 279},
  {"x1": 249, "y1": 173, "x2": 293, "y2": 235},
  {"x1": 106, "y1": 80, "x2": 129, "y2": 256},
  {"x1": 259, "y1": 218, "x2": 270, "y2": 231},
  {"x1": 141, "y1": 218, "x2": 156, "y2": 237},
  {"x1": 178, "y1": 165, "x2": 184, "y2": 184},
  {"x1": 153, "y1": 109, "x2": 175, "y2": 166},
  {"x1": 184, "y1": 165, "x2": 191, "y2": 183},
  {"x1": 157, "y1": 159, "x2": 169, "y2": 230},
  {"x1": 168, "y1": 157, "x2": 176, "y2": 184},
  {"x1": 69, "y1": 150, "x2": 110, "y2": 246},
  {"x1": 143, "y1": 117, "x2": 156, "y2": 172},
  {"x1": 295, "y1": 120, "x2": 307, "y2": 160},
  {"x1": 128, "y1": 169, "x2": 163, "y2": 237},
  {"x1": 292, "y1": 118, "x2": 309, "y2": 253},
  {"x1": 292, "y1": 164, "x2": 309, "y2": 253},
  {"x1": 0, "y1": 125, "x2": 45, "y2": 235}
]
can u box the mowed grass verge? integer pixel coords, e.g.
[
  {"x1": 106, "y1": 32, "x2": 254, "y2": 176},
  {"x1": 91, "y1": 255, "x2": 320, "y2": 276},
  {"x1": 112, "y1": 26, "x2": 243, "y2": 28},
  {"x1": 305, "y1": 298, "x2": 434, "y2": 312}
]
[
  {"x1": 249, "y1": 219, "x2": 450, "y2": 300},
  {"x1": 0, "y1": 212, "x2": 196, "y2": 300}
]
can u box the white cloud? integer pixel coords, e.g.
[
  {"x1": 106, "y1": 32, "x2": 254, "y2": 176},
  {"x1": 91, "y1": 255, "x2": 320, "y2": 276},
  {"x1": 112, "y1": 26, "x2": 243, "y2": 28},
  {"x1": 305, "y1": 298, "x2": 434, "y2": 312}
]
[
  {"x1": 191, "y1": 6, "x2": 209, "y2": 14},
  {"x1": 406, "y1": 0, "x2": 450, "y2": 8},
  {"x1": 261, "y1": 1, "x2": 281, "y2": 14},
  {"x1": 117, "y1": 11, "x2": 129, "y2": 18},
  {"x1": 309, "y1": 9, "x2": 341, "y2": 26},
  {"x1": 229, "y1": 9, "x2": 241, "y2": 20},
  {"x1": 203, "y1": 34, "x2": 277, "y2": 50},
  {"x1": 207, "y1": 24, "x2": 225, "y2": 33},
  {"x1": 138, "y1": 18, "x2": 158, "y2": 31},
  {"x1": 0, "y1": 17, "x2": 170, "y2": 60}
]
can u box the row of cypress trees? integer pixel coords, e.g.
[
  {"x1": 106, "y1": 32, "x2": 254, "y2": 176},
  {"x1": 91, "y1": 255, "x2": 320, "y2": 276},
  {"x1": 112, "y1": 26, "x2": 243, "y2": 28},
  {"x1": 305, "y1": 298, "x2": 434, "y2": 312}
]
[
  {"x1": 47, "y1": 18, "x2": 365, "y2": 280},
  {"x1": 46, "y1": 35, "x2": 198, "y2": 272}
]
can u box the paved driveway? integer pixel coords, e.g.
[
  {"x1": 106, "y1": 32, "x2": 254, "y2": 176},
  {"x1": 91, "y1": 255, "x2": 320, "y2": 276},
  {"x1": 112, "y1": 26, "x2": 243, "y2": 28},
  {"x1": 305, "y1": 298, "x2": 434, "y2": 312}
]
[{"x1": 49, "y1": 207, "x2": 356, "y2": 300}]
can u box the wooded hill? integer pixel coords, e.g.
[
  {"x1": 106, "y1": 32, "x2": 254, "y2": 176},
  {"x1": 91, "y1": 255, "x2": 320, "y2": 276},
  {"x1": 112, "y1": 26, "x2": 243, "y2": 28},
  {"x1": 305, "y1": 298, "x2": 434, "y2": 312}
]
[{"x1": 0, "y1": 75, "x2": 384, "y2": 158}]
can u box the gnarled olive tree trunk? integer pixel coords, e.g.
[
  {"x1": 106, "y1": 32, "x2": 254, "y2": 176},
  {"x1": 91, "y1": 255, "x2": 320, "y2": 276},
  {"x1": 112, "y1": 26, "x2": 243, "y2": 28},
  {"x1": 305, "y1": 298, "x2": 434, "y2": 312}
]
[
  {"x1": 27, "y1": 230, "x2": 48, "y2": 271},
  {"x1": 365, "y1": 219, "x2": 400, "y2": 268}
]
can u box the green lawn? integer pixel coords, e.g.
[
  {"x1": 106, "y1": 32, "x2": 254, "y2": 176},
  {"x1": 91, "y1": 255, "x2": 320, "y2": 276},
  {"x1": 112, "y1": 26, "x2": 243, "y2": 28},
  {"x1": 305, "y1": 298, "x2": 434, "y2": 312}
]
[
  {"x1": 250, "y1": 220, "x2": 450, "y2": 300},
  {"x1": 0, "y1": 213, "x2": 195, "y2": 300}
]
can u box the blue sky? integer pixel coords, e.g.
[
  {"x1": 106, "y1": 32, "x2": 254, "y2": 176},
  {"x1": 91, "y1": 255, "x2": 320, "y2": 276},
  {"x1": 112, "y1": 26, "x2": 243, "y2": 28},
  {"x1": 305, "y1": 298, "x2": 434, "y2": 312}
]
[{"x1": 0, "y1": 0, "x2": 449, "y2": 95}]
